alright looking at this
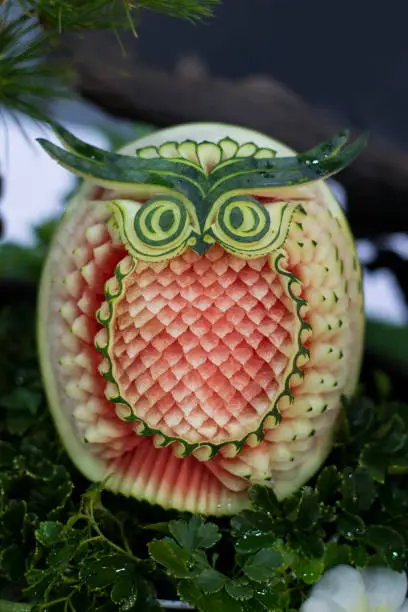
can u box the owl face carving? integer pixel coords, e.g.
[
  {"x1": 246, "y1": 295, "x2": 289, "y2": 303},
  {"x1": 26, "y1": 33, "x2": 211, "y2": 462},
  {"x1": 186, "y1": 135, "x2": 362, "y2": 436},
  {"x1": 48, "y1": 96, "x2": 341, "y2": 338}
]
[
  {"x1": 37, "y1": 124, "x2": 365, "y2": 514},
  {"x1": 39, "y1": 125, "x2": 365, "y2": 265}
]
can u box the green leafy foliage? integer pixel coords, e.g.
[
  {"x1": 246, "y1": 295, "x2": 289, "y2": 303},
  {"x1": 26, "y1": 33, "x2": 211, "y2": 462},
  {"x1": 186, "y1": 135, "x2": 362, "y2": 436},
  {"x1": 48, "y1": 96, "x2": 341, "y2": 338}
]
[
  {"x1": 0, "y1": 243, "x2": 47, "y2": 281},
  {"x1": 366, "y1": 320, "x2": 408, "y2": 376},
  {"x1": 148, "y1": 392, "x2": 408, "y2": 610},
  {"x1": 0, "y1": 216, "x2": 59, "y2": 281},
  {"x1": 0, "y1": 268, "x2": 170, "y2": 610},
  {"x1": 23, "y1": 486, "x2": 157, "y2": 611}
]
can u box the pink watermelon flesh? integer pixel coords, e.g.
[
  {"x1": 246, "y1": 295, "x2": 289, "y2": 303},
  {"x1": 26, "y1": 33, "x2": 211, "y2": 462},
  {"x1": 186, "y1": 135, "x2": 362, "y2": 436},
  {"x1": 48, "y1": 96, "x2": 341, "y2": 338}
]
[
  {"x1": 44, "y1": 181, "x2": 363, "y2": 515},
  {"x1": 110, "y1": 245, "x2": 293, "y2": 445}
]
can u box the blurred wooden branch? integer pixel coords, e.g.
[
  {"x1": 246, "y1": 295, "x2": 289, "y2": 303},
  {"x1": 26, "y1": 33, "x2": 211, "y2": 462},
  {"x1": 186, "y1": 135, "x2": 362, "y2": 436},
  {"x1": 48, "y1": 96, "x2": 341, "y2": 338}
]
[{"x1": 60, "y1": 32, "x2": 408, "y2": 238}]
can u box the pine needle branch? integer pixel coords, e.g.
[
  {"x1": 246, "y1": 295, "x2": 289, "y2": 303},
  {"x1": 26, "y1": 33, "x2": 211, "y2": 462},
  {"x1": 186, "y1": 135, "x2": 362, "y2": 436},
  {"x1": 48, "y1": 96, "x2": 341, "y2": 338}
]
[
  {"x1": 0, "y1": 0, "x2": 219, "y2": 124},
  {"x1": 14, "y1": 0, "x2": 133, "y2": 33},
  {"x1": 0, "y1": 12, "x2": 72, "y2": 124},
  {"x1": 134, "y1": 0, "x2": 219, "y2": 21},
  {"x1": 11, "y1": 0, "x2": 219, "y2": 34}
]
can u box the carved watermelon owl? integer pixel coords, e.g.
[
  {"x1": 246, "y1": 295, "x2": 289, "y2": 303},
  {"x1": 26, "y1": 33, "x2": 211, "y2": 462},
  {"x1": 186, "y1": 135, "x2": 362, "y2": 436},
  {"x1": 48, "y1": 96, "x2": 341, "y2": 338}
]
[{"x1": 37, "y1": 123, "x2": 365, "y2": 515}]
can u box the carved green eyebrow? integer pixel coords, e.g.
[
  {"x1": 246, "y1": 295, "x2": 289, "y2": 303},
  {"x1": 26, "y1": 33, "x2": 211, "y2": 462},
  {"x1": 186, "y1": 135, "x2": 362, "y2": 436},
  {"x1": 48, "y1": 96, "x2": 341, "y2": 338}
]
[
  {"x1": 37, "y1": 124, "x2": 207, "y2": 203},
  {"x1": 37, "y1": 124, "x2": 367, "y2": 205},
  {"x1": 208, "y1": 130, "x2": 351, "y2": 178},
  {"x1": 205, "y1": 131, "x2": 367, "y2": 204}
]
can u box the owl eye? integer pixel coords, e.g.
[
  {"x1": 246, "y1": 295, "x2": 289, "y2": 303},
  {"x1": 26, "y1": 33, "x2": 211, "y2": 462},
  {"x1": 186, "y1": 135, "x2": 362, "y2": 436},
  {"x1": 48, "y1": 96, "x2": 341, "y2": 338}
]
[
  {"x1": 214, "y1": 196, "x2": 270, "y2": 251},
  {"x1": 111, "y1": 196, "x2": 193, "y2": 261},
  {"x1": 134, "y1": 197, "x2": 188, "y2": 247}
]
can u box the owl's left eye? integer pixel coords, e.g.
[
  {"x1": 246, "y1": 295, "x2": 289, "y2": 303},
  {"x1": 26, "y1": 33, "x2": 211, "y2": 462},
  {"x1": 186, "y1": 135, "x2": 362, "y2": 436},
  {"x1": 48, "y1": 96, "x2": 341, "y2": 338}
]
[
  {"x1": 134, "y1": 197, "x2": 188, "y2": 247},
  {"x1": 110, "y1": 196, "x2": 193, "y2": 261}
]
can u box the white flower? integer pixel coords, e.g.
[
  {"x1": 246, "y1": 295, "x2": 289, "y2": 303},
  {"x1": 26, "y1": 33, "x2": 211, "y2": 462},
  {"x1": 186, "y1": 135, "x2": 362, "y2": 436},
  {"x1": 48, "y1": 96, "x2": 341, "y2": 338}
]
[{"x1": 300, "y1": 565, "x2": 408, "y2": 612}]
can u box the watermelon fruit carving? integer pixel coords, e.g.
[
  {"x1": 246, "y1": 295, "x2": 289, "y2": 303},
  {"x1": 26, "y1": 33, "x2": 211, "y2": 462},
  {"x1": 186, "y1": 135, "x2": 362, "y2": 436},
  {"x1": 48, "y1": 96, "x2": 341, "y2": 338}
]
[{"x1": 37, "y1": 123, "x2": 365, "y2": 515}]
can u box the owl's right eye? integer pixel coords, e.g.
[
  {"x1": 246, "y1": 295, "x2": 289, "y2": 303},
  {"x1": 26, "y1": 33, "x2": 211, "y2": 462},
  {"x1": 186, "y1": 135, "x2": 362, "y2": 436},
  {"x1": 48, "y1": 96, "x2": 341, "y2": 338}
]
[
  {"x1": 216, "y1": 196, "x2": 270, "y2": 245},
  {"x1": 209, "y1": 194, "x2": 297, "y2": 258},
  {"x1": 110, "y1": 196, "x2": 193, "y2": 261},
  {"x1": 210, "y1": 195, "x2": 275, "y2": 257}
]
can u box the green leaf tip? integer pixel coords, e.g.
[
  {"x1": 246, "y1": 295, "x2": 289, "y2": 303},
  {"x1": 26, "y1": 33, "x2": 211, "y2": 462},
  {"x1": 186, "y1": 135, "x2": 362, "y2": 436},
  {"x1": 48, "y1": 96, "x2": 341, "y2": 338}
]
[{"x1": 298, "y1": 130, "x2": 368, "y2": 178}]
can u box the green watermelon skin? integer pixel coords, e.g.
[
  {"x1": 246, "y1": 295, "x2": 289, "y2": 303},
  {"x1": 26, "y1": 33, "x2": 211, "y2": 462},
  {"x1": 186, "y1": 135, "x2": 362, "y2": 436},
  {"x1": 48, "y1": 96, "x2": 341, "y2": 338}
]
[{"x1": 38, "y1": 123, "x2": 364, "y2": 515}]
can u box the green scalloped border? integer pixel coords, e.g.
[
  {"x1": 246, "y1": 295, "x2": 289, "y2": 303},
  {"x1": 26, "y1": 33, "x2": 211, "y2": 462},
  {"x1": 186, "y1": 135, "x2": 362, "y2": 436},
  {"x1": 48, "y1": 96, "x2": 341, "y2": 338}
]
[{"x1": 94, "y1": 226, "x2": 310, "y2": 460}]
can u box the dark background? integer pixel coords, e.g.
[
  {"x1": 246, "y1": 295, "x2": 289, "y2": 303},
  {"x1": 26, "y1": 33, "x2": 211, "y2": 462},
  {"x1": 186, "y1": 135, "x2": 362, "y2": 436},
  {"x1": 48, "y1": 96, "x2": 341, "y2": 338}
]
[{"x1": 134, "y1": 0, "x2": 405, "y2": 148}]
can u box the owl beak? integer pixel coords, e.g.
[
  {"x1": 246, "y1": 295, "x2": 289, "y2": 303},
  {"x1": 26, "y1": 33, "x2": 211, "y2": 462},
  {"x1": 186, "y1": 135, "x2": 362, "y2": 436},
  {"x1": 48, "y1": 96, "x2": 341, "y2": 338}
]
[{"x1": 190, "y1": 236, "x2": 213, "y2": 256}]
